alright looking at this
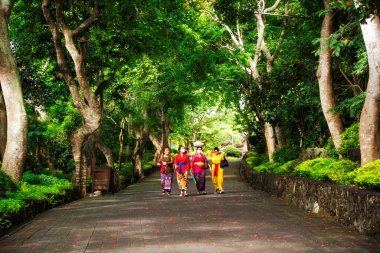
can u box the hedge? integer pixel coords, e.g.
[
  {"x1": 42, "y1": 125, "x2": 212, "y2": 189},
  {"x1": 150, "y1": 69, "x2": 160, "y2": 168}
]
[{"x1": 245, "y1": 155, "x2": 380, "y2": 191}]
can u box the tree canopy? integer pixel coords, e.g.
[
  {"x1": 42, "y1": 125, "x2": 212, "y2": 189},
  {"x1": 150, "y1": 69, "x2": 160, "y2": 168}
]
[{"x1": 0, "y1": 0, "x2": 379, "y2": 195}]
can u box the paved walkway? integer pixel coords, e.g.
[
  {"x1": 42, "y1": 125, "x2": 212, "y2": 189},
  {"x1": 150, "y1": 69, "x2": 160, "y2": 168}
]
[{"x1": 1, "y1": 161, "x2": 379, "y2": 253}]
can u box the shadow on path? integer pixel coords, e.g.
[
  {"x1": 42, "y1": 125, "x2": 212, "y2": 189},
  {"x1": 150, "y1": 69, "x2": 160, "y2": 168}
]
[{"x1": 0, "y1": 160, "x2": 379, "y2": 253}]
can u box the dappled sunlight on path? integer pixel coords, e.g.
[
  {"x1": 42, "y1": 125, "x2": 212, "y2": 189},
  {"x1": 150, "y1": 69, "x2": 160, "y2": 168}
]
[{"x1": 0, "y1": 161, "x2": 379, "y2": 252}]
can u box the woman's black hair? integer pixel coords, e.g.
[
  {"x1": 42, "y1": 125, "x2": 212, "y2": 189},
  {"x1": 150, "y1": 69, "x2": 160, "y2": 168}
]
[
  {"x1": 178, "y1": 145, "x2": 184, "y2": 152},
  {"x1": 213, "y1": 147, "x2": 219, "y2": 151}
]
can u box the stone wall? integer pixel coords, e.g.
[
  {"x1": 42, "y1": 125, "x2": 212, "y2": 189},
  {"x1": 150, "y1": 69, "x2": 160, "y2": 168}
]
[{"x1": 240, "y1": 160, "x2": 380, "y2": 238}]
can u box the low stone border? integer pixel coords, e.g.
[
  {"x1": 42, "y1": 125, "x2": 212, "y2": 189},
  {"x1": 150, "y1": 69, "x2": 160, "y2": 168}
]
[{"x1": 240, "y1": 160, "x2": 380, "y2": 238}]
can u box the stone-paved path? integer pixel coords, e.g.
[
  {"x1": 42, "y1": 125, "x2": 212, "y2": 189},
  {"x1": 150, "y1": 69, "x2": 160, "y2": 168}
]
[{"x1": 1, "y1": 161, "x2": 379, "y2": 253}]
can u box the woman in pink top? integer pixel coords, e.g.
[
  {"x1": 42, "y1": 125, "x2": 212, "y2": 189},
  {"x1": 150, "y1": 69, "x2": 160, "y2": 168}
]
[{"x1": 191, "y1": 147, "x2": 209, "y2": 195}]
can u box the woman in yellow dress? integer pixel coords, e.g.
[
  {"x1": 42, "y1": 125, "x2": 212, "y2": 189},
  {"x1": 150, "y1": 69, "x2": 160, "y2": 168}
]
[{"x1": 209, "y1": 147, "x2": 225, "y2": 194}]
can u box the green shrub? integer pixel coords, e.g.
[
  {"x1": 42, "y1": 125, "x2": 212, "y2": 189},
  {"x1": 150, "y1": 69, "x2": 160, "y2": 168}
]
[
  {"x1": 246, "y1": 154, "x2": 268, "y2": 167},
  {"x1": 246, "y1": 149, "x2": 258, "y2": 157},
  {"x1": 314, "y1": 159, "x2": 358, "y2": 184},
  {"x1": 253, "y1": 162, "x2": 280, "y2": 173},
  {"x1": 273, "y1": 160, "x2": 295, "y2": 175},
  {"x1": 294, "y1": 158, "x2": 336, "y2": 178},
  {"x1": 223, "y1": 146, "x2": 242, "y2": 158},
  {"x1": 115, "y1": 162, "x2": 133, "y2": 183},
  {"x1": 0, "y1": 170, "x2": 18, "y2": 198},
  {"x1": 7, "y1": 182, "x2": 68, "y2": 202},
  {"x1": 0, "y1": 198, "x2": 25, "y2": 230},
  {"x1": 324, "y1": 160, "x2": 358, "y2": 185},
  {"x1": 23, "y1": 171, "x2": 56, "y2": 186},
  {"x1": 338, "y1": 123, "x2": 359, "y2": 155},
  {"x1": 0, "y1": 172, "x2": 74, "y2": 231},
  {"x1": 324, "y1": 138, "x2": 339, "y2": 159},
  {"x1": 354, "y1": 160, "x2": 380, "y2": 190},
  {"x1": 0, "y1": 198, "x2": 24, "y2": 215},
  {"x1": 22, "y1": 172, "x2": 73, "y2": 189},
  {"x1": 142, "y1": 160, "x2": 157, "y2": 171},
  {"x1": 272, "y1": 146, "x2": 301, "y2": 164}
]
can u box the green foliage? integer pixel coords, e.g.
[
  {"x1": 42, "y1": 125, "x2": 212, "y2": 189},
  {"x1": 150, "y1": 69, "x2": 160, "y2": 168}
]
[
  {"x1": 246, "y1": 154, "x2": 268, "y2": 167},
  {"x1": 294, "y1": 158, "x2": 358, "y2": 184},
  {"x1": 115, "y1": 162, "x2": 133, "y2": 184},
  {"x1": 273, "y1": 161, "x2": 295, "y2": 175},
  {"x1": 253, "y1": 162, "x2": 281, "y2": 173},
  {"x1": 22, "y1": 172, "x2": 73, "y2": 189},
  {"x1": 354, "y1": 160, "x2": 380, "y2": 190},
  {"x1": 246, "y1": 149, "x2": 258, "y2": 157},
  {"x1": 222, "y1": 146, "x2": 242, "y2": 158},
  {"x1": 335, "y1": 93, "x2": 366, "y2": 120},
  {"x1": 246, "y1": 154, "x2": 379, "y2": 191},
  {"x1": 0, "y1": 198, "x2": 25, "y2": 229},
  {"x1": 313, "y1": 159, "x2": 358, "y2": 184},
  {"x1": 0, "y1": 198, "x2": 24, "y2": 216},
  {"x1": 294, "y1": 158, "x2": 336, "y2": 178},
  {"x1": 1, "y1": 172, "x2": 75, "y2": 230},
  {"x1": 23, "y1": 171, "x2": 56, "y2": 186},
  {"x1": 142, "y1": 160, "x2": 157, "y2": 171},
  {"x1": 338, "y1": 123, "x2": 359, "y2": 155},
  {"x1": 0, "y1": 170, "x2": 18, "y2": 199},
  {"x1": 324, "y1": 138, "x2": 339, "y2": 159},
  {"x1": 272, "y1": 146, "x2": 301, "y2": 164},
  {"x1": 323, "y1": 160, "x2": 358, "y2": 185}
]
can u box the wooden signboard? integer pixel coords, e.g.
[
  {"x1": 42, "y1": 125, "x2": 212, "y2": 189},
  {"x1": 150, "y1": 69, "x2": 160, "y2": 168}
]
[{"x1": 93, "y1": 167, "x2": 110, "y2": 191}]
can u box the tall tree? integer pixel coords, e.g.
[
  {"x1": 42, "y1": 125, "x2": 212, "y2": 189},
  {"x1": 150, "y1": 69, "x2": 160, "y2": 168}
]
[
  {"x1": 316, "y1": 0, "x2": 344, "y2": 149},
  {"x1": 356, "y1": 1, "x2": 380, "y2": 165},
  {"x1": 202, "y1": 0, "x2": 287, "y2": 160},
  {"x1": 0, "y1": 0, "x2": 28, "y2": 181},
  {"x1": 42, "y1": 0, "x2": 113, "y2": 196}
]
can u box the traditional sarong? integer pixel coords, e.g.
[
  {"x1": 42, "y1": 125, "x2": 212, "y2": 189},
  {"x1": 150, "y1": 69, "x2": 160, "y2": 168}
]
[
  {"x1": 194, "y1": 170, "x2": 206, "y2": 191},
  {"x1": 176, "y1": 171, "x2": 188, "y2": 190},
  {"x1": 161, "y1": 173, "x2": 173, "y2": 192},
  {"x1": 211, "y1": 164, "x2": 224, "y2": 191},
  {"x1": 210, "y1": 152, "x2": 225, "y2": 191}
]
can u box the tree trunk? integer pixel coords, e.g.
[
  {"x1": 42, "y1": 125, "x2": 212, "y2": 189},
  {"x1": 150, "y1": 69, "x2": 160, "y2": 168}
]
[
  {"x1": 0, "y1": 88, "x2": 6, "y2": 160},
  {"x1": 0, "y1": 4, "x2": 28, "y2": 181},
  {"x1": 264, "y1": 123, "x2": 276, "y2": 161},
  {"x1": 149, "y1": 133, "x2": 162, "y2": 162},
  {"x1": 70, "y1": 130, "x2": 87, "y2": 197},
  {"x1": 133, "y1": 131, "x2": 145, "y2": 179},
  {"x1": 42, "y1": 0, "x2": 104, "y2": 196},
  {"x1": 118, "y1": 116, "x2": 126, "y2": 167},
  {"x1": 358, "y1": 14, "x2": 380, "y2": 165},
  {"x1": 149, "y1": 108, "x2": 170, "y2": 162},
  {"x1": 242, "y1": 131, "x2": 250, "y2": 153},
  {"x1": 316, "y1": 0, "x2": 344, "y2": 150},
  {"x1": 96, "y1": 138, "x2": 117, "y2": 192},
  {"x1": 275, "y1": 125, "x2": 286, "y2": 149},
  {"x1": 82, "y1": 133, "x2": 96, "y2": 177}
]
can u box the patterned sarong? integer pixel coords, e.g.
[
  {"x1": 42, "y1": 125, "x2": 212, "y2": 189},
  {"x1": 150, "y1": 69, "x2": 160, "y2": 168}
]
[
  {"x1": 176, "y1": 171, "x2": 188, "y2": 190},
  {"x1": 194, "y1": 170, "x2": 206, "y2": 191},
  {"x1": 161, "y1": 173, "x2": 172, "y2": 192}
]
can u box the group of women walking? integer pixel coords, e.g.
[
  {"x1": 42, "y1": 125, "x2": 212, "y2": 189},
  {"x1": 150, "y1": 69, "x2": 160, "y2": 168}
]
[{"x1": 156, "y1": 145, "x2": 226, "y2": 196}]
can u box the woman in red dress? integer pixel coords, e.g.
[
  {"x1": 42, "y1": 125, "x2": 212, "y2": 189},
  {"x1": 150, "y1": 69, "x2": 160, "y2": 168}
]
[{"x1": 174, "y1": 145, "x2": 191, "y2": 197}]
